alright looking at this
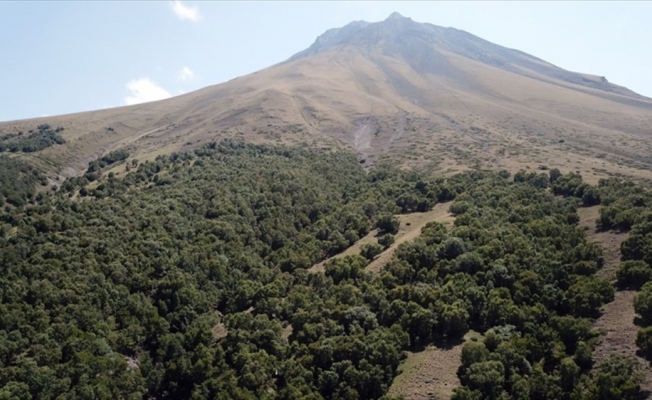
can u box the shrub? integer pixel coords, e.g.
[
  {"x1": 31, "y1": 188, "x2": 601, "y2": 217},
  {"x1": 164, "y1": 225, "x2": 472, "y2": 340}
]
[
  {"x1": 617, "y1": 260, "x2": 652, "y2": 289},
  {"x1": 376, "y1": 213, "x2": 399, "y2": 234},
  {"x1": 636, "y1": 326, "x2": 652, "y2": 361},
  {"x1": 360, "y1": 243, "x2": 383, "y2": 260},
  {"x1": 378, "y1": 234, "x2": 395, "y2": 249}
]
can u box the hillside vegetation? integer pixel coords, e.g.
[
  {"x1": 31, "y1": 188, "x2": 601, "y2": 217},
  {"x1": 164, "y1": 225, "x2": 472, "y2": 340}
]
[
  {"x1": 0, "y1": 140, "x2": 649, "y2": 399},
  {"x1": 0, "y1": 124, "x2": 65, "y2": 153}
]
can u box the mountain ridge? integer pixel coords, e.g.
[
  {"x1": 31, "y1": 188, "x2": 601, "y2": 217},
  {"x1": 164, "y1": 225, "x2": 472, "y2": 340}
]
[{"x1": 2, "y1": 12, "x2": 652, "y2": 185}]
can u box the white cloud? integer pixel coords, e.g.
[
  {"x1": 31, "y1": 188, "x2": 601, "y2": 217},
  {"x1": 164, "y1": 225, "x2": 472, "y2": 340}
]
[
  {"x1": 170, "y1": 1, "x2": 200, "y2": 22},
  {"x1": 178, "y1": 66, "x2": 194, "y2": 82},
  {"x1": 124, "y1": 78, "x2": 172, "y2": 105}
]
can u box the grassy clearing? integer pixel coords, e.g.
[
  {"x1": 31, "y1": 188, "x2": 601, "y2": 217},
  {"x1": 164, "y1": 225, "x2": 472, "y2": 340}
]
[
  {"x1": 366, "y1": 202, "x2": 455, "y2": 274},
  {"x1": 387, "y1": 331, "x2": 482, "y2": 400},
  {"x1": 310, "y1": 201, "x2": 455, "y2": 274}
]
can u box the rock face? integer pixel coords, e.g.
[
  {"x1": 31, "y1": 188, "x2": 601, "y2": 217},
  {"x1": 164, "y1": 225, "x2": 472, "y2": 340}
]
[{"x1": 3, "y1": 12, "x2": 652, "y2": 183}]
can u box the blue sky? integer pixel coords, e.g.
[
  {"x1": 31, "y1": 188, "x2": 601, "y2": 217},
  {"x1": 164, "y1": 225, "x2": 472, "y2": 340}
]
[{"x1": 1, "y1": 1, "x2": 650, "y2": 122}]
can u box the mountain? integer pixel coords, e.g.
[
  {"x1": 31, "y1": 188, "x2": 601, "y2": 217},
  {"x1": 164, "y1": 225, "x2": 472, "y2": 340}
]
[{"x1": 3, "y1": 12, "x2": 652, "y2": 183}]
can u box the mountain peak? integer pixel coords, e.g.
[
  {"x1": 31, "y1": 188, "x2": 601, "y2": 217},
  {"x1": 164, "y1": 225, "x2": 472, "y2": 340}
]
[
  {"x1": 386, "y1": 12, "x2": 409, "y2": 21},
  {"x1": 287, "y1": 15, "x2": 640, "y2": 98}
]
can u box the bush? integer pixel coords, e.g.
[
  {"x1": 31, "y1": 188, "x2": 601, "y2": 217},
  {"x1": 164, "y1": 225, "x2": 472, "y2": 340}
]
[
  {"x1": 617, "y1": 260, "x2": 652, "y2": 289},
  {"x1": 460, "y1": 342, "x2": 489, "y2": 369},
  {"x1": 634, "y1": 282, "x2": 652, "y2": 322},
  {"x1": 325, "y1": 255, "x2": 368, "y2": 284},
  {"x1": 0, "y1": 124, "x2": 65, "y2": 153},
  {"x1": 636, "y1": 326, "x2": 652, "y2": 360},
  {"x1": 360, "y1": 243, "x2": 383, "y2": 260},
  {"x1": 463, "y1": 361, "x2": 505, "y2": 397},
  {"x1": 440, "y1": 237, "x2": 467, "y2": 260},
  {"x1": 450, "y1": 201, "x2": 471, "y2": 215},
  {"x1": 582, "y1": 187, "x2": 601, "y2": 206},
  {"x1": 376, "y1": 214, "x2": 399, "y2": 234},
  {"x1": 378, "y1": 234, "x2": 395, "y2": 249}
]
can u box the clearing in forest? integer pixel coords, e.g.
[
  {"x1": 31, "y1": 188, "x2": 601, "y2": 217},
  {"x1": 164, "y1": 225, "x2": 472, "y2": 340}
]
[
  {"x1": 309, "y1": 201, "x2": 455, "y2": 273},
  {"x1": 366, "y1": 202, "x2": 455, "y2": 274},
  {"x1": 577, "y1": 206, "x2": 652, "y2": 392},
  {"x1": 387, "y1": 331, "x2": 482, "y2": 400}
]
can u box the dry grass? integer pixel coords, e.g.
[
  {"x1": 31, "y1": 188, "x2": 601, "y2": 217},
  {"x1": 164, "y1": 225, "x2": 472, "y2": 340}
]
[
  {"x1": 387, "y1": 331, "x2": 482, "y2": 400},
  {"x1": 2, "y1": 40, "x2": 652, "y2": 186},
  {"x1": 211, "y1": 323, "x2": 228, "y2": 340}
]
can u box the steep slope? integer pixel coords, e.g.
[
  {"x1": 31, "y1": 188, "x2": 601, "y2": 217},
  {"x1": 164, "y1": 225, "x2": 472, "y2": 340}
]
[{"x1": 2, "y1": 12, "x2": 652, "y2": 184}]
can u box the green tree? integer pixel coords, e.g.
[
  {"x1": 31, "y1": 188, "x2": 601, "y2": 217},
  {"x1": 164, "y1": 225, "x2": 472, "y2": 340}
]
[{"x1": 360, "y1": 243, "x2": 383, "y2": 260}]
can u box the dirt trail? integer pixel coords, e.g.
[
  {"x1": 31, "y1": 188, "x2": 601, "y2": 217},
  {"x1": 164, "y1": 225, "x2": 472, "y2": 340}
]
[
  {"x1": 310, "y1": 202, "x2": 455, "y2": 274},
  {"x1": 387, "y1": 332, "x2": 481, "y2": 400},
  {"x1": 577, "y1": 206, "x2": 652, "y2": 393}
]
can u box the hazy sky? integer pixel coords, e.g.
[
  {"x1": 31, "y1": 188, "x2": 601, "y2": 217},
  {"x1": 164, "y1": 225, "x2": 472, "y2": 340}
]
[{"x1": 1, "y1": 1, "x2": 650, "y2": 122}]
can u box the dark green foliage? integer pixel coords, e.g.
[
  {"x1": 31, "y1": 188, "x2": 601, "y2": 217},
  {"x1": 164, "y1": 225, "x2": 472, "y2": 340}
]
[
  {"x1": 0, "y1": 143, "x2": 643, "y2": 399},
  {"x1": 380, "y1": 170, "x2": 629, "y2": 398},
  {"x1": 582, "y1": 186, "x2": 601, "y2": 206},
  {"x1": 0, "y1": 156, "x2": 46, "y2": 207},
  {"x1": 596, "y1": 178, "x2": 652, "y2": 231},
  {"x1": 566, "y1": 277, "x2": 614, "y2": 318},
  {"x1": 449, "y1": 200, "x2": 471, "y2": 215},
  {"x1": 551, "y1": 172, "x2": 586, "y2": 198},
  {"x1": 634, "y1": 282, "x2": 652, "y2": 322},
  {"x1": 577, "y1": 355, "x2": 643, "y2": 399},
  {"x1": 376, "y1": 213, "x2": 399, "y2": 234},
  {"x1": 636, "y1": 326, "x2": 652, "y2": 360},
  {"x1": 440, "y1": 237, "x2": 466, "y2": 260},
  {"x1": 378, "y1": 234, "x2": 395, "y2": 249},
  {"x1": 0, "y1": 124, "x2": 65, "y2": 153},
  {"x1": 461, "y1": 360, "x2": 505, "y2": 398},
  {"x1": 325, "y1": 255, "x2": 368, "y2": 284},
  {"x1": 617, "y1": 260, "x2": 652, "y2": 289},
  {"x1": 360, "y1": 242, "x2": 383, "y2": 260},
  {"x1": 0, "y1": 141, "x2": 449, "y2": 399},
  {"x1": 87, "y1": 149, "x2": 130, "y2": 173},
  {"x1": 513, "y1": 170, "x2": 549, "y2": 189},
  {"x1": 549, "y1": 168, "x2": 562, "y2": 183},
  {"x1": 460, "y1": 341, "x2": 489, "y2": 369}
]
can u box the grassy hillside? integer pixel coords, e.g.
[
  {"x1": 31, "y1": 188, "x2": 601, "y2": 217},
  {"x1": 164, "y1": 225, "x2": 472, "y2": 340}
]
[{"x1": 2, "y1": 16, "x2": 652, "y2": 186}]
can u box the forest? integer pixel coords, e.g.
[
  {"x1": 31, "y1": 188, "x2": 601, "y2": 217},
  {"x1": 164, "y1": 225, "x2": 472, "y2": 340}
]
[
  {"x1": 0, "y1": 139, "x2": 650, "y2": 399},
  {"x1": 0, "y1": 124, "x2": 65, "y2": 153}
]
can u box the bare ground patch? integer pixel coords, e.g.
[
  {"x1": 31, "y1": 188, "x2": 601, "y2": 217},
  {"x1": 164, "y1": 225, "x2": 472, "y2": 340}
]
[{"x1": 212, "y1": 323, "x2": 228, "y2": 340}]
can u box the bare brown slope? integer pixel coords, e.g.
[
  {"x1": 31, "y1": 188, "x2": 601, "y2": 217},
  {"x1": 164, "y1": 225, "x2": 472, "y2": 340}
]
[{"x1": 3, "y1": 13, "x2": 652, "y2": 185}]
